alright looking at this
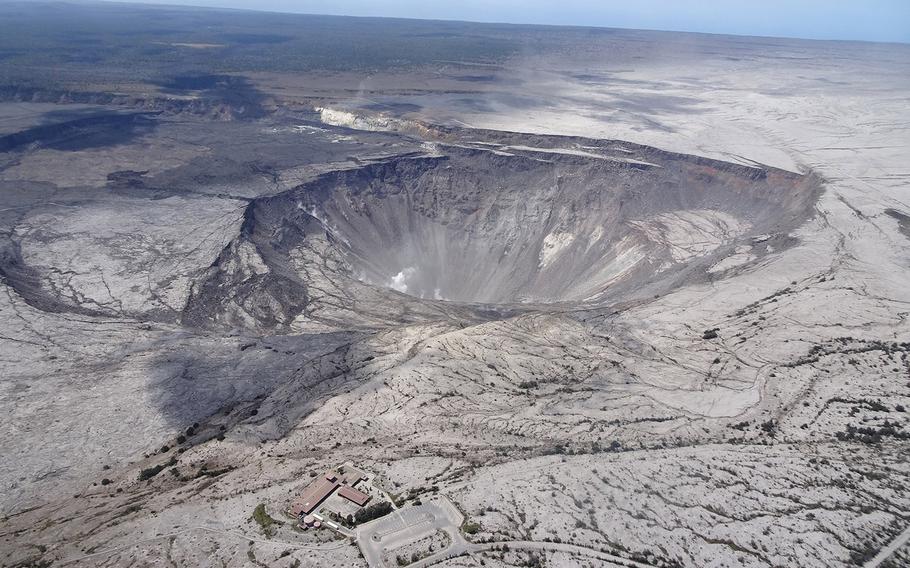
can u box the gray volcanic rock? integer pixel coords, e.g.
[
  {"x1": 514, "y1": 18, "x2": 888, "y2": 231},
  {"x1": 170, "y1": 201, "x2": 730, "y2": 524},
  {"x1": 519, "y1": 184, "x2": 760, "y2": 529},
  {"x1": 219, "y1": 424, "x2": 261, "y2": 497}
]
[{"x1": 1, "y1": 5, "x2": 908, "y2": 568}]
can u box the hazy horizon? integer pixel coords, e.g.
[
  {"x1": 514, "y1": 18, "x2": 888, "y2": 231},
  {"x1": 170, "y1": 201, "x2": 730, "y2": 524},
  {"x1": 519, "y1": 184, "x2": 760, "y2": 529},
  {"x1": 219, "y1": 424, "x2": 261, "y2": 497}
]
[{"x1": 90, "y1": 0, "x2": 910, "y2": 44}]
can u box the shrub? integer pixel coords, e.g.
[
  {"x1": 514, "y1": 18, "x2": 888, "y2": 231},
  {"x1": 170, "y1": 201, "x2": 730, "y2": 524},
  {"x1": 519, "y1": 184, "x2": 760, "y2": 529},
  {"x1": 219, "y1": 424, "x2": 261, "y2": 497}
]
[
  {"x1": 354, "y1": 501, "x2": 393, "y2": 524},
  {"x1": 138, "y1": 465, "x2": 164, "y2": 481},
  {"x1": 462, "y1": 521, "x2": 481, "y2": 534},
  {"x1": 138, "y1": 457, "x2": 176, "y2": 481}
]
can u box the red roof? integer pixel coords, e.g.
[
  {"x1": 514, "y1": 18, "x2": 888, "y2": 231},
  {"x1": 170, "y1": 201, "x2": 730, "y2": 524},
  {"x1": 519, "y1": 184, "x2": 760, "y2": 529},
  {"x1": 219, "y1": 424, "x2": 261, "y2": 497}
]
[
  {"x1": 338, "y1": 485, "x2": 371, "y2": 506},
  {"x1": 289, "y1": 478, "x2": 338, "y2": 516}
]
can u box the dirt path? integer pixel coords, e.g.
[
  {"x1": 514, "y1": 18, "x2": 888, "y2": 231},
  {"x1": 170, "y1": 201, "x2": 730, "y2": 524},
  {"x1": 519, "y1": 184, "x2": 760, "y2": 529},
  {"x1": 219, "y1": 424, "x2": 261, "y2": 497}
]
[{"x1": 864, "y1": 523, "x2": 910, "y2": 568}]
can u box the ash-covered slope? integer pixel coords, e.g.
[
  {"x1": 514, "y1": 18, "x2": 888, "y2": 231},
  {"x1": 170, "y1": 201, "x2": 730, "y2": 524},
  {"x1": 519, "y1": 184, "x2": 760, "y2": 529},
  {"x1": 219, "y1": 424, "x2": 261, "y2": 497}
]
[{"x1": 1, "y1": 5, "x2": 909, "y2": 567}]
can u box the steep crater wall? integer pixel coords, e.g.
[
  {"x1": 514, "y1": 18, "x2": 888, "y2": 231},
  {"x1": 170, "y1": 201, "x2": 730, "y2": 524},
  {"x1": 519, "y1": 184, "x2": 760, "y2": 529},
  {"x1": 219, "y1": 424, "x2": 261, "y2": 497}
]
[{"x1": 246, "y1": 142, "x2": 819, "y2": 307}]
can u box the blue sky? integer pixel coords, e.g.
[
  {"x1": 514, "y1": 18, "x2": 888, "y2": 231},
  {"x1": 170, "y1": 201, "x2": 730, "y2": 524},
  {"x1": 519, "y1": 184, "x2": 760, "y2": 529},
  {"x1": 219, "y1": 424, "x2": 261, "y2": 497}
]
[{"x1": 108, "y1": 0, "x2": 910, "y2": 43}]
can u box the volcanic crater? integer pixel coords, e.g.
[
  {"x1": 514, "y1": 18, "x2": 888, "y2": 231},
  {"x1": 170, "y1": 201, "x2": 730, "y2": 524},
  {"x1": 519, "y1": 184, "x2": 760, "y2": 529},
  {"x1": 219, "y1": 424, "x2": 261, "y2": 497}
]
[{"x1": 239, "y1": 134, "x2": 820, "y2": 311}]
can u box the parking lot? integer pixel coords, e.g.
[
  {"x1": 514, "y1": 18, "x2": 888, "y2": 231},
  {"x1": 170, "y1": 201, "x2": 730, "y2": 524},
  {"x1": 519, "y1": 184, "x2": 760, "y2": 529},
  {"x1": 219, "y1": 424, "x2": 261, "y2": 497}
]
[{"x1": 355, "y1": 497, "x2": 466, "y2": 567}]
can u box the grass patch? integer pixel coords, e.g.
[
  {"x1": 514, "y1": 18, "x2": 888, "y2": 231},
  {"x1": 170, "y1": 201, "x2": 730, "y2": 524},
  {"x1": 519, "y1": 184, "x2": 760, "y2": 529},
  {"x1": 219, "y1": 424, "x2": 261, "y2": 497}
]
[{"x1": 251, "y1": 503, "x2": 279, "y2": 537}]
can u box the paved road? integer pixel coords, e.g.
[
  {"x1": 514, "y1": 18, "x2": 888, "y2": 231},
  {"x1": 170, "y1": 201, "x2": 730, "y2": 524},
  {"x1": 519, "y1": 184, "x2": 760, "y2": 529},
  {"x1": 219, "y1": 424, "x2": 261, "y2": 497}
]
[
  {"x1": 864, "y1": 523, "x2": 910, "y2": 568},
  {"x1": 356, "y1": 497, "x2": 465, "y2": 567},
  {"x1": 414, "y1": 539, "x2": 655, "y2": 568},
  {"x1": 312, "y1": 512, "x2": 355, "y2": 538}
]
